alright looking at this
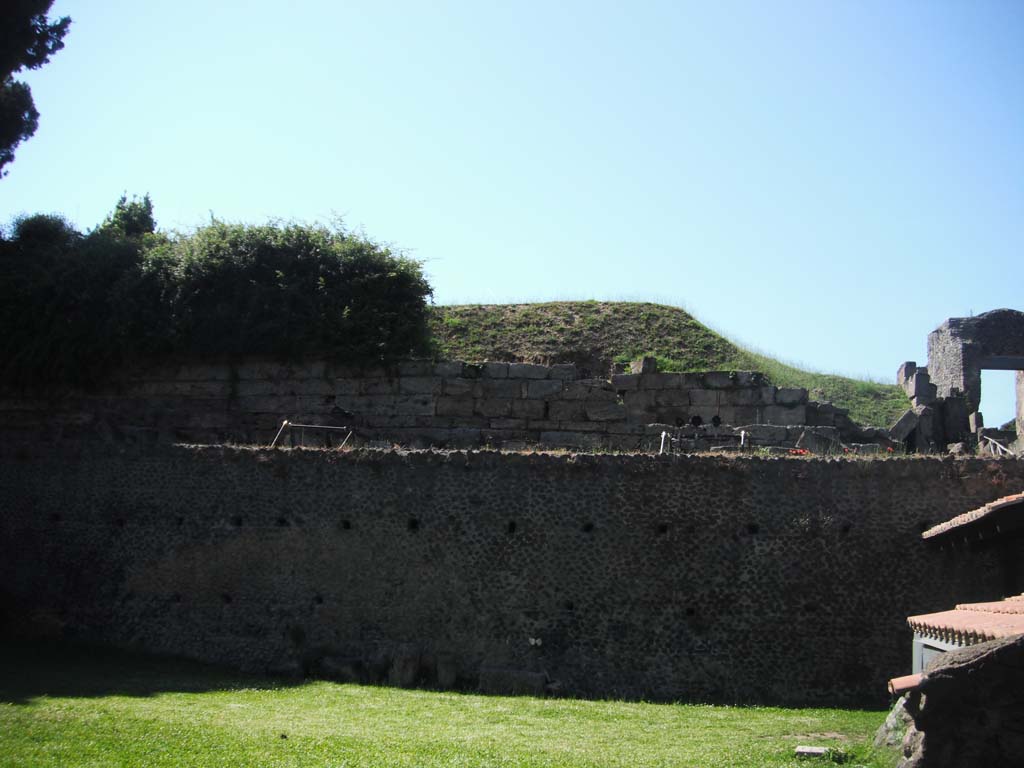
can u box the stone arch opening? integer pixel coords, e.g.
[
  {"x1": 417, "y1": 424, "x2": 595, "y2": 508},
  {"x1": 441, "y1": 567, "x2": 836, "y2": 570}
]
[{"x1": 925, "y1": 309, "x2": 1024, "y2": 451}]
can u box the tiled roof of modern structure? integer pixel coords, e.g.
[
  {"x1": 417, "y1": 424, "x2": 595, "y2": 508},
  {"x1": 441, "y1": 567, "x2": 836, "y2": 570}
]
[
  {"x1": 920, "y1": 492, "x2": 1024, "y2": 540},
  {"x1": 908, "y1": 593, "x2": 1024, "y2": 645}
]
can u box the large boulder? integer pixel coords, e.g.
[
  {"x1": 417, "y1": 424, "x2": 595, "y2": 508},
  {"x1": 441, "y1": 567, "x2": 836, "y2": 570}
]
[{"x1": 897, "y1": 634, "x2": 1024, "y2": 768}]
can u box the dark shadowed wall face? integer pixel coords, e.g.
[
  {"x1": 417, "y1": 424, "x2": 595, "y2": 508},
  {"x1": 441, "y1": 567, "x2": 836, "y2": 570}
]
[
  {"x1": 2, "y1": 445, "x2": 1022, "y2": 706},
  {"x1": 0, "y1": 360, "x2": 845, "y2": 453}
]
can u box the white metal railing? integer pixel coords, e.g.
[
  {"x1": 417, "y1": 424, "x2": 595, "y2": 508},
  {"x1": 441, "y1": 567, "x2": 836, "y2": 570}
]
[
  {"x1": 270, "y1": 419, "x2": 353, "y2": 449},
  {"x1": 980, "y1": 434, "x2": 1015, "y2": 457}
]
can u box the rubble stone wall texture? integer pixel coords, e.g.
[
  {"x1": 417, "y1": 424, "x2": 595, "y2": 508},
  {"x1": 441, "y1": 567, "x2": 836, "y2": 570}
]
[
  {"x1": 0, "y1": 359, "x2": 854, "y2": 451},
  {"x1": 3, "y1": 444, "x2": 1024, "y2": 706}
]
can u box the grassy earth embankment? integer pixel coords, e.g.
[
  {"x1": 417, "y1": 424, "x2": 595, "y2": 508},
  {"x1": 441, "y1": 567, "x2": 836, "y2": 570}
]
[
  {"x1": 0, "y1": 643, "x2": 899, "y2": 768},
  {"x1": 429, "y1": 302, "x2": 908, "y2": 427}
]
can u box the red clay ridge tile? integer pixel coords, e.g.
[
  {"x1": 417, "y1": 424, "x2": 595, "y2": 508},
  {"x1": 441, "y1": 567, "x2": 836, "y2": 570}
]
[
  {"x1": 888, "y1": 673, "x2": 923, "y2": 695},
  {"x1": 956, "y1": 595, "x2": 1024, "y2": 615},
  {"x1": 920, "y1": 491, "x2": 1024, "y2": 540},
  {"x1": 908, "y1": 593, "x2": 1024, "y2": 645}
]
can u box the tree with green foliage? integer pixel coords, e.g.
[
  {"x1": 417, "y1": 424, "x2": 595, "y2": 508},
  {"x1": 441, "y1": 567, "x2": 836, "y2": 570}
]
[
  {"x1": 0, "y1": 1, "x2": 71, "y2": 176},
  {"x1": 144, "y1": 220, "x2": 433, "y2": 361},
  {"x1": 99, "y1": 193, "x2": 156, "y2": 238},
  {"x1": 0, "y1": 197, "x2": 434, "y2": 388}
]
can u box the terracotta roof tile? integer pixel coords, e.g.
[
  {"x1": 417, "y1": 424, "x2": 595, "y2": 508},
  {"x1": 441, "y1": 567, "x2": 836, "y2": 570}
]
[
  {"x1": 921, "y1": 491, "x2": 1024, "y2": 540},
  {"x1": 888, "y1": 673, "x2": 923, "y2": 695},
  {"x1": 956, "y1": 595, "x2": 1024, "y2": 615},
  {"x1": 909, "y1": 593, "x2": 1024, "y2": 644}
]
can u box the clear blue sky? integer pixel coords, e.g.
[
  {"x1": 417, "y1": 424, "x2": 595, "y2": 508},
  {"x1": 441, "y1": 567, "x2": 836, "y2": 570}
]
[{"x1": 3, "y1": 1, "x2": 1022, "y2": 425}]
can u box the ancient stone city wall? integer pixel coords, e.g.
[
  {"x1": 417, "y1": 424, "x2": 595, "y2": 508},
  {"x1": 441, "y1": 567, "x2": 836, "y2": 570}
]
[
  {"x1": 1, "y1": 359, "x2": 863, "y2": 451},
  {"x1": 2, "y1": 443, "x2": 1022, "y2": 706}
]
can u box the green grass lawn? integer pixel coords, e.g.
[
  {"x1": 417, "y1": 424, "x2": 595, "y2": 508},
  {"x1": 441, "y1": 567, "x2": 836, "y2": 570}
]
[{"x1": 0, "y1": 643, "x2": 899, "y2": 768}]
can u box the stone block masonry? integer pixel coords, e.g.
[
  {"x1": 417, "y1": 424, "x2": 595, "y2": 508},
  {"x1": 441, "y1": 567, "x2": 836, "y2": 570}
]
[
  {"x1": 0, "y1": 359, "x2": 863, "y2": 451},
  {"x1": 2, "y1": 444, "x2": 1022, "y2": 706}
]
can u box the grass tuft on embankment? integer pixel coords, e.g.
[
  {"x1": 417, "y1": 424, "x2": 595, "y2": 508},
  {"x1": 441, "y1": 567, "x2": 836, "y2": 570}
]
[{"x1": 429, "y1": 302, "x2": 908, "y2": 427}]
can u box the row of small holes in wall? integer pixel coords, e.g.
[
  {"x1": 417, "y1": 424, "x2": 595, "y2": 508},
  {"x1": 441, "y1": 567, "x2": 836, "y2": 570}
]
[
  {"x1": 169, "y1": 593, "x2": 326, "y2": 606},
  {"x1": 85, "y1": 517, "x2": 853, "y2": 538},
  {"x1": 96, "y1": 514, "x2": 741, "y2": 536},
  {"x1": 168, "y1": 593, "x2": 621, "y2": 616}
]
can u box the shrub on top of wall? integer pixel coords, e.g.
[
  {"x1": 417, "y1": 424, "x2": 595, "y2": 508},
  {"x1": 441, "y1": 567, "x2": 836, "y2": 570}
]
[
  {"x1": 0, "y1": 210, "x2": 165, "y2": 388},
  {"x1": 0, "y1": 198, "x2": 433, "y2": 388},
  {"x1": 145, "y1": 220, "x2": 432, "y2": 361}
]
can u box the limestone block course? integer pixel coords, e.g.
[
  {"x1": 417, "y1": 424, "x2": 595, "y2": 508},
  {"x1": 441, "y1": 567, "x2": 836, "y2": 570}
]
[
  {"x1": 538, "y1": 430, "x2": 603, "y2": 447},
  {"x1": 398, "y1": 360, "x2": 434, "y2": 376},
  {"x1": 398, "y1": 377, "x2": 442, "y2": 395},
  {"x1": 358, "y1": 396, "x2": 404, "y2": 416},
  {"x1": 332, "y1": 379, "x2": 362, "y2": 396},
  {"x1": 584, "y1": 401, "x2": 627, "y2": 422},
  {"x1": 731, "y1": 406, "x2": 761, "y2": 425},
  {"x1": 481, "y1": 363, "x2": 509, "y2": 379},
  {"x1": 0, "y1": 357, "x2": 888, "y2": 452},
  {"x1": 433, "y1": 361, "x2": 466, "y2": 378},
  {"x1": 640, "y1": 373, "x2": 684, "y2": 390},
  {"x1": 489, "y1": 418, "x2": 527, "y2": 430},
  {"x1": 774, "y1": 387, "x2": 807, "y2": 406},
  {"x1": 548, "y1": 401, "x2": 586, "y2": 422},
  {"x1": 655, "y1": 390, "x2": 690, "y2": 407},
  {"x1": 611, "y1": 374, "x2": 640, "y2": 391},
  {"x1": 688, "y1": 406, "x2": 725, "y2": 424},
  {"x1": 548, "y1": 364, "x2": 578, "y2": 381},
  {"x1": 442, "y1": 378, "x2": 475, "y2": 397},
  {"x1": 555, "y1": 421, "x2": 608, "y2": 433},
  {"x1": 688, "y1": 389, "x2": 720, "y2": 406},
  {"x1": 527, "y1": 380, "x2": 564, "y2": 400},
  {"x1": 361, "y1": 378, "x2": 397, "y2": 396},
  {"x1": 478, "y1": 379, "x2": 523, "y2": 399},
  {"x1": 563, "y1": 380, "x2": 616, "y2": 401},
  {"x1": 762, "y1": 405, "x2": 807, "y2": 426},
  {"x1": 511, "y1": 400, "x2": 546, "y2": 419},
  {"x1": 703, "y1": 371, "x2": 739, "y2": 388},
  {"x1": 659, "y1": 372, "x2": 693, "y2": 388},
  {"x1": 475, "y1": 399, "x2": 513, "y2": 418},
  {"x1": 526, "y1": 419, "x2": 562, "y2": 431},
  {"x1": 235, "y1": 395, "x2": 302, "y2": 413},
  {"x1": 624, "y1": 390, "x2": 657, "y2": 416},
  {"x1": 508, "y1": 363, "x2": 549, "y2": 379},
  {"x1": 393, "y1": 396, "x2": 435, "y2": 417}
]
